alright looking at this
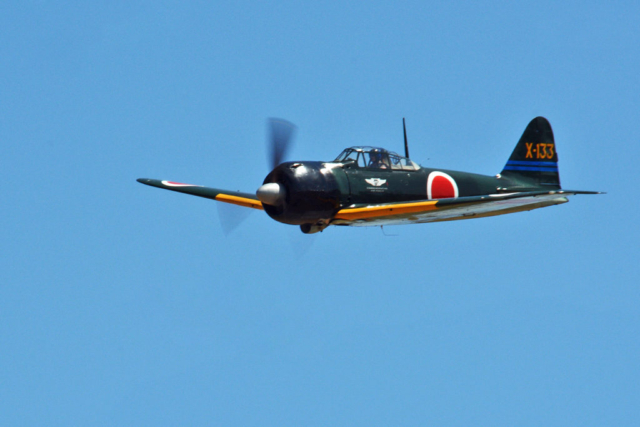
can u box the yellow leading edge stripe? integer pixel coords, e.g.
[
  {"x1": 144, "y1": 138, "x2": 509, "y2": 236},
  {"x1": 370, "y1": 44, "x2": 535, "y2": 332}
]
[
  {"x1": 214, "y1": 195, "x2": 438, "y2": 219},
  {"x1": 335, "y1": 200, "x2": 438, "y2": 220},
  {"x1": 215, "y1": 194, "x2": 264, "y2": 210}
]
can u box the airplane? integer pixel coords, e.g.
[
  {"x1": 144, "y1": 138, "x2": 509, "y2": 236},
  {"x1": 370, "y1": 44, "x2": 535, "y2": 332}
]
[{"x1": 137, "y1": 116, "x2": 601, "y2": 234}]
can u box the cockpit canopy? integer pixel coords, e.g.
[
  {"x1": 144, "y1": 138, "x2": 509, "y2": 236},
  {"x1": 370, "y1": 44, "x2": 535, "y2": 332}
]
[{"x1": 334, "y1": 146, "x2": 420, "y2": 171}]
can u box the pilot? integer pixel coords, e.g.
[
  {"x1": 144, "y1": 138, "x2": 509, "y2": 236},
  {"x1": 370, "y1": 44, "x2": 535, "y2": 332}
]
[{"x1": 368, "y1": 150, "x2": 388, "y2": 169}]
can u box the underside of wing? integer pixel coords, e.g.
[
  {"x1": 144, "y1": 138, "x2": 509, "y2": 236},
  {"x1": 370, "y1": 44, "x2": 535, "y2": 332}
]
[
  {"x1": 331, "y1": 190, "x2": 601, "y2": 227},
  {"x1": 137, "y1": 178, "x2": 263, "y2": 210}
]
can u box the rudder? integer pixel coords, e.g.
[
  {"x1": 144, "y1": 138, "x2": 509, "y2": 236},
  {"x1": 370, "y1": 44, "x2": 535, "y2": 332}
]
[{"x1": 501, "y1": 116, "x2": 561, "y2": 188}]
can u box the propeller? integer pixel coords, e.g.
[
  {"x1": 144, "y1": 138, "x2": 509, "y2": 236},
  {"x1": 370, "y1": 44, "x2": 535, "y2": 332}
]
[
  {"x1": 257, "y1": 118, "x2": 297, "y2": 207},
  {"x1": 216, "y1": 201, "x2": 251, "y2": 235},
  {"x1": 268, "y1": 118, "x2": 296, "y2": 170},
  {"x1": 218, "y1": 118, "x2": 296, "y2": 234}
]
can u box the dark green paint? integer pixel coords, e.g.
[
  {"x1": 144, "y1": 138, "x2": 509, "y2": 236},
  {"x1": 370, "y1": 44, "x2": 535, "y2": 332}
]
[
  {"x1": 137, "y1": 117, "x2": 602, "y2": 232},
  {"x1": 136, "y1": 178, "x2": 257, "y2": 201}
]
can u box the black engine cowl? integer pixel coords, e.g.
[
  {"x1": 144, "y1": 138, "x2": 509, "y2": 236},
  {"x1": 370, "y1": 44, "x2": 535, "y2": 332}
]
[{"x1": 260, "y1": 162, "x2": 341, "y2": 225}]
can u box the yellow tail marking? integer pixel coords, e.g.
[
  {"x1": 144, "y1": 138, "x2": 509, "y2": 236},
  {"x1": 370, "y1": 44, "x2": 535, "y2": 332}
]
[
  {"x1": 335, "y1": 200, "x2": 438, "y2": 220},
  {"x1": 215, "y1": 194, "x2": 264, "y2": 210}
]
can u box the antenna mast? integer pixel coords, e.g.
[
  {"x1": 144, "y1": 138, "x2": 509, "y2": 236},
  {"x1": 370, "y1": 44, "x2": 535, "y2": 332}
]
[{"x1": 403, "y1": 118, "x2": 410, "y2": 159}]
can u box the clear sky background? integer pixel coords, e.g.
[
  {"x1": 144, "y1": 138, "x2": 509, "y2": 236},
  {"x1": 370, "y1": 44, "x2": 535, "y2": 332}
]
[{"x1": 2, "y1": 1, "x2": 638, "y2": 425}]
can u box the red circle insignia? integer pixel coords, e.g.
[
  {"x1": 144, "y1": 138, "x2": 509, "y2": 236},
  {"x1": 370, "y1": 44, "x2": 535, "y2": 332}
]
[{"x1": 427, "y1": 172, "x2": 459, "y2": 199}]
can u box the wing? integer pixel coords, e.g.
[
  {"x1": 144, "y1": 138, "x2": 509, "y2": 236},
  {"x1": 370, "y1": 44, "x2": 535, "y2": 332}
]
[
  {"x1": 332, "y1": 190, "x2": 602, "y2": 226},
  {"x1": 137, "y1": 178, "x2": 263, "y2": 210}
]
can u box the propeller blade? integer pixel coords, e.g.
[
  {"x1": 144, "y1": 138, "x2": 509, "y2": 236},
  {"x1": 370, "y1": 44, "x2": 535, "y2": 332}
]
[
  {"x1": 216, "y1": 202, "x2": 252, "y2": 235},
  {"x1": 268, "y1": 118, "x2": 296, "y2": 170}
]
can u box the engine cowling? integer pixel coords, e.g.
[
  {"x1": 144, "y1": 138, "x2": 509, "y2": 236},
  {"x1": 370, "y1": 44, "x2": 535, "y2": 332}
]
[{"x1": 257, "y1": 162, "x2": 342, "y2": 225}]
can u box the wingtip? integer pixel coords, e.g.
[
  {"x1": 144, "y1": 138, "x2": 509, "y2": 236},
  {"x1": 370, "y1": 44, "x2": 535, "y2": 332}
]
[{"x1": 137, "y1": 178, "x2": 151, "y2": 184}]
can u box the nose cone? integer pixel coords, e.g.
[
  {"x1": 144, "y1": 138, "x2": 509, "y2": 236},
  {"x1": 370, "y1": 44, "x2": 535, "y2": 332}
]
[{"x1": 256, "y1": 182, "x2": 286, "y2": 206}]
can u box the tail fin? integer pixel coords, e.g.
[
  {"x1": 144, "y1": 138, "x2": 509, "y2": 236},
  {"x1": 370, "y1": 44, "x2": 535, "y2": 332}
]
[{"x1": 500, "y1": 116, "x2": 561, "y2": 189}]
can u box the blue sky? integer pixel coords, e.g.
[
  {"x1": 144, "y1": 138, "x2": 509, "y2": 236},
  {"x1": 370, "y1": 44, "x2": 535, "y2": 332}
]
[{"x1": 2, "y1": 1, "x2": 638, "y2": 425}]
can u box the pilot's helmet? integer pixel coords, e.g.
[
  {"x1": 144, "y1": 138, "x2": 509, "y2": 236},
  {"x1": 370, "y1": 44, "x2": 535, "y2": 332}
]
[{"x1": 370, "y1": 149, "x2": 381, "y2": 161}]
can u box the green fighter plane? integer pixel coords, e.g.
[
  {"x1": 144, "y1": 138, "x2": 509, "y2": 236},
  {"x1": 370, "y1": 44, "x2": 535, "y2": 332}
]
[{"x1": 138, "y1": 117, "x2": 601, "y2": 234}]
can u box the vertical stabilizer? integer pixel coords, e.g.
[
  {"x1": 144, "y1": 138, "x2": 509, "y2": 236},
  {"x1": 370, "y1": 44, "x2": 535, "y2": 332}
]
[{"x1": 501, "y1": 116, "x2": 560, "y2": 188}]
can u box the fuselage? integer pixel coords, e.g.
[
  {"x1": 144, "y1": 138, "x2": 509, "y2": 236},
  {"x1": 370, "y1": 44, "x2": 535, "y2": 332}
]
[
  {"x1": 259, "y1": 159, "x2": 512, "y2": 226},
  {"x1": 257, "y1": 145, "x2": 549, "y2": 227}
]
